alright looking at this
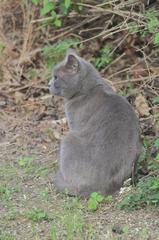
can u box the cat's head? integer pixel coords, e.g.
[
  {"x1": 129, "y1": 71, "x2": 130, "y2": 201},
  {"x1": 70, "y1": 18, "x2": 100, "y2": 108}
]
[{"x1": 48, "y1": 48, "x2": 99, "y2": 99}]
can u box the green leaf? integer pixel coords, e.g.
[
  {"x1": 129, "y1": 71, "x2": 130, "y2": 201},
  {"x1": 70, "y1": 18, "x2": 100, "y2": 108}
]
[
  {"x1": 54, "y1": 18, "x2": 62, "y2": 27},
  {"x1": 88, "y1": 199, "x2": 98, "y2": 211},
  {"x1": 128, "y1": 22, "x2": 139, "y2": 33},
  {"x1": 65, "y1": 0, "x2": 71, "y2": 9},
  {"x1": 154, "y1": 32, "x2": 159, "y2": 47},
  {"x1": 51, "y1": 10, "x2": 57, "y2": 19},
  {"x1": 96, "y1": 194, "x2": 104, "y2": 202},
  {"x1": 0, "y1": 42, "x2": 5, "y2": 54},
  {"x1": 18, "y1": 156, "x2": 34, "y2": 167},
  {"x1": 32, "y1": 0, "x2": 40, "y2": 5},
  {"x1": 90, "y1": 192, "x2": 98, "y2": 199},
  {"x1": 153, "y1": 96, "x2": 159, "y2": 104},
  {"x1": 146, "y1": 11, "x2": 159, "y2": 32},
  {"x1": 40, "y1": 2, "x2": 54, "y2": 16},
  {"x1": 105, "y1": 195, "x2": 113, "y2": 202},
  {"x1": 156, "y1": 154, "x2": 159, "y2": 161},
  {"x1": 154, "y1": 138, "x2": 159, "y2": 148}
]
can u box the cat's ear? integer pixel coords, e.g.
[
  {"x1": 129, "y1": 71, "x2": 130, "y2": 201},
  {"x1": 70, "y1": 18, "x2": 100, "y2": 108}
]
[{"x1": 65, "y1": 48, "x2": 80, "y2": 73}]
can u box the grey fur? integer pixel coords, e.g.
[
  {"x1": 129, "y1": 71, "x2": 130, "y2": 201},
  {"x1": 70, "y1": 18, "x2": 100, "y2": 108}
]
[{"x1": 49, "y1": 49, "x2": 142, "y2": 197}]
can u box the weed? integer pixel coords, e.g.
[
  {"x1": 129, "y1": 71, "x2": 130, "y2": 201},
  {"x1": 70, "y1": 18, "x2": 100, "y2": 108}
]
[
  {"x1": 43, "y1": 38, "x2": 80, "y2": 70},
  {"x1": 92, "y1": 44, "x2": 113, "y2": 70},
  {"x1": 25, "y1": 164, "x2": 49, "y2": 176},
  {"x1": 17, "y1": 156, "x2": 35, "y2": 168},
  {"x1": 0, "y1": 167, "x2": 17, "y2": 177},
  {"x1": 48, "y1": 226, "x2": 57, "y2": 240},
  {"x1": 87, "y1": 192, "x2": 112, "y2": 211},
  {"x1": 25, "y1": 208, "x2": 52, "y2": 222},
  {"x1": 118, "y1": 175, "x2": 159, "y2": 210},
  {"x1": 0, "y1": 185, "x2": 12, "y2": 201},
  {"x1": 154, "y1": 32, "x2": 159, "y2": 47},
  {"x1": 148, "y1": 160, "x2": 159, "y2": 171},
  {"x1": 128, "y1": 10, "x2": 159, "y2": 47},
  {"x1": 0, "y1": 185, "x2": 21, "y2": 203},
  {"x1": 0, "y1": 231, "x2": 15, "y2": 240},
  {"x1": 152, "y1": 96, "x2": 159, "y2": 104},
  {"x1": 0, "y1": 41, "x2": 5, "y2": 54},
  {"x1": 128, "y1": 22, "x2": 139, "y2": 33},
  {"x1": 26, "y1": 69, "x2": 38, "y2": 80},
  {"x1": 145, "y1": 10, "x2": 159, "y2": 33},
  {"x1": 154, "y1": 138, "x2": 159, "y2": 148},
  {"x1": 4, "y1": 210, "x2": 17, "y2": 220},
  {"x1": 40, "y1": 187, "x2": 49, "y2": 199},
  {"x1": 32, "y1": 0, "x2": 72, "y2": 27},
  {"x1": 47, "y1": 197, "x2": 95, "y2": 239},
  {"x1": 59, "y1": 198, "x2": 84, "y2": 239},
  {"x1": 137, "y1": 228, "x2": 150, "y2": 240},
  {"x1": 118, "y1": 137, "x2": 159, "y2": 210}
]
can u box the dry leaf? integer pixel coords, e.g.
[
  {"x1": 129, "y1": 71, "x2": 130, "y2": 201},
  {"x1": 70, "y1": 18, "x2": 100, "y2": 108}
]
[
  {"x1": 52, "y1": 118, "x2": 67, "y2": 125},
  {"x1": 52, "y1": 130, "x2": 62, "y2": 140},
  {"x1": 134, "y1": 94, "x2": 150, "y2": 117},
  {"x1": 14, "y1": 92, "x2": 24, "y2": 105}
]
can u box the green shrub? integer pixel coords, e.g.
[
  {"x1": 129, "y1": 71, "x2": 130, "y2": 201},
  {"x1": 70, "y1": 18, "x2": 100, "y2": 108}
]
[
  {"x1": 92, "y1": 44, "x2": 113, "y2": 70},
  {"x1": 42, "y1": 38, "x2": 80, "y2": 69},
  {"x1": 118, "y1": 176, "x2": 159, "y2": 210}
]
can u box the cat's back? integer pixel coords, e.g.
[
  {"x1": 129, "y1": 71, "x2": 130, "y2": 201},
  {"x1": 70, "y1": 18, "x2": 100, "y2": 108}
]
[
  {"x1": 66, "y1": 85, "x2": 139, "y2": 135},
  {"x1": 86, "y1": 85, "x2": 138, "y2": 125}
]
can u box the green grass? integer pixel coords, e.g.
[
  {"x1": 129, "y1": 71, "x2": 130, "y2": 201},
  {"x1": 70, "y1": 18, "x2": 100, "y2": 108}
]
[
  {"x1": 1, "y1": 145, "x2": 159, "y2": 239},
  {"x1": 25, "y1": 208, "x2": 52, "y2": 222},
  {"x1": 0, "y1": 231, "x2": 15, "y2": 240}
]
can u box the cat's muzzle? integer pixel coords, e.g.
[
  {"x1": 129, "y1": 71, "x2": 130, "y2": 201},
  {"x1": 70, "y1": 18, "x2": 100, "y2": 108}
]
[{"x1": 48, "y1": 79, "x2": 61, "y2": 95}]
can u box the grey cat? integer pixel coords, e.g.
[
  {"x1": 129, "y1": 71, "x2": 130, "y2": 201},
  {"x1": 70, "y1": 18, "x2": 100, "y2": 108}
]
[{"x1": 49, "y1": 48, "x2": 141, "y2": 197}]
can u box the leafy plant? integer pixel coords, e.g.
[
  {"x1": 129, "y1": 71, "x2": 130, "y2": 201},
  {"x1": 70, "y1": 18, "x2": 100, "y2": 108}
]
[
  {"x1": 156, "y1": 154, "x2": 159, "y2": 161},
  {"x1": 128, "y1": 22, "x2": 139, "y2": 33},
  {"x1": 25, "y1": 208, "x2": 52, "y2": 222},
  {"x1": 154, "y1": 32, "x2": 159, "y2": 47},
  {"x1": 152, "y1": 96, "x2": 159, "y2": 104},
  {"x1": 118, "y1": 137, "x2": 159, "y2": 210},
  {"x1": 92, "y1": 44, "x2": 113, "y2": 70},
  {"x1": 154, "y1": 138, "x2": 159, "y2": 148},
  {"x1": 43, "y1": 38, "x2": 80, "y2": 70},
  {"x1": 136, "y1": 137, "x2": 151, "y2": 174},
  {"x1": 0, "y1": 185, "x2": 21, "y2": 202},
  {"x1": 17, "y1": 156, "x2": 34, "y2": 168},
  {"x1": 32, "y1": 0, "x2": 72, "y2": 27},
  {"x1": 0, "y1": 185, "x2": 12, "y2": 201},
  {"x1": 118, "y1": 175, "x2": 159, "y2": 210},
  {"x1": 40, "y1": 187, "x2": 49, "y2": 199},
  {"x1": 145, "y1": 10, "x2": 159, "y2": 33},
  {"x1": 128, "y1": 11, "x2": 159, "y2": 47},
  {"x1": 87, "y1": 192, "x2": 105, "y2": 211},
  {"x1": 56, "y1": 198, "x2": 85, "y2": 239},
  {"x1": 148, "y1": 160, "x2": 159, "y2": 171},
  {"x1": 148, "y1": 139, "x2": 159, "y2": 171}
]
